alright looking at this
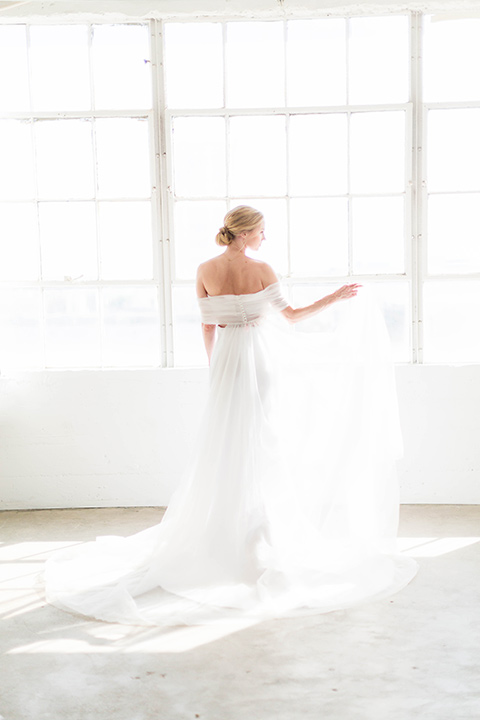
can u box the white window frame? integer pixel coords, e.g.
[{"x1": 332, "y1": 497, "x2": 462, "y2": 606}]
[
  {"x1": 162, "y1": 15, "x2": 414, "y2": 366},
  {"x1": 1, "y1": 12, "x2": 479, "y2": 367}
]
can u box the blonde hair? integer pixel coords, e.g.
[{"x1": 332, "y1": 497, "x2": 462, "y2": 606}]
[{"x1": 215, "y1": 205, "x2": 264, "y2": 246}]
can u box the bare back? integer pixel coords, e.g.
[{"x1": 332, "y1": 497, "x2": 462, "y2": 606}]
[{"x1": 196, "y1": 253, "x2": 277, "y2": 298}]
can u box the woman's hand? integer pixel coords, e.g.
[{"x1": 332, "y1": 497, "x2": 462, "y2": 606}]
[{"x1": 330, "y1": 283, "x2": 362, "y2": 303}]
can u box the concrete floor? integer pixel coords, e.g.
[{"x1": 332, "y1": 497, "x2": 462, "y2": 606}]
[{"x1": 0, "y1": 505, "x2": 479, "y2": 720}]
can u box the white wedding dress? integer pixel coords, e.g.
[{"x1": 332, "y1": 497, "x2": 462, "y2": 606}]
[{"x1": 44, "y1": 283, "x2": 417, "y2": 626}]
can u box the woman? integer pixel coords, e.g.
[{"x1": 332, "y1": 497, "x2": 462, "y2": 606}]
[
  {"x1": 44, "y1": 206, "x2": 417, "y2": 626},
  {"x1": 196, "y1": 205, "x2": 359, "y2": 363}
]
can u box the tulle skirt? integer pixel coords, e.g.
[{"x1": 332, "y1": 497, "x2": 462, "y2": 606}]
[{"x1": 44, "y1": 290, "x2": 417, "y2": 626}]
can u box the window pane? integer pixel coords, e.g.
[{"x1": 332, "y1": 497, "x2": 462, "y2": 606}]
[
  {"x1": 290, "y1": 198, "x2": 348, "y2": 277},
  {"x1": 0, "y1": 121, "x2": 35, "y2": 200},
  {"x1": 0, "y1": 26, "x2": 29, "y2": 111},
  {"x1": 423, "y1": 281, "x2": 480, "y2": 363},
  {"x1": 0, "y1": 289, "x2": 43, "y2": 368},
  {"x1": 350, "y1": 111, "x2": 405, "y2": 194},
  {"x1": 428, "y1": 194, "x2": 480, "y2": 275},
  {"x1": 424, "y1": 16, "x2": 480, "y2": 102},
  {"x1": 172, "y1": 285, "x2": 206, "y2": 367},
  {"x1": 173, "y1": 200, "x2": 225, "y2": 280},
  {"x1": 289, "y1": 114, "x2": 348, "y2": 196},
  {"x1": 44, "y1": 289, "x2": 100, "y2": 367},
  {"x1": 226, "y1": 22, "x2": 284, "y2": 108},
  {"x1": 352, "y1": 196, "x2": 405, "y2": 274},
  {"x1": 349, "y1": 16, "x2": 409, "y2": 104},
  {"x1": 0, "y1": 203, "x2": 39, "y2": 281},
  {"x1": 233, "y1": 198, "x2": 288, "y2": 277},
  {"x1": 292, "y1": 283, "x2": 346, "y2": 333},
  {"x1": 30, "y1": 25, "x2": 90, "y2": 111},
  {"x1": 39, "y1": 202, "x2": 97, "y2": 281},
  {"x1": 369, "y1": 282, "x2": 410, "y2": 362},
  {"x1": 229, "y1": 116, "x2": 287, "y2": 196},
  {"x1": 102, "y1": 287, "x2": 160, "y2": 367},
  {"x1": 427, "y1": 109, "x2": 480, "y2": 192},
  {"x1": 287, "y1": 19, "x2": 346, "y2": 107},
  {"x1": 172, "y1": 117, "x2": 226, "y2": 198},
  {"x1": 164, "y1": 23, "x2": 223, "y2": 109},
  {"x1": 35, "y1": 120, "x2": 95, "y2": 199},
  {"x1": 99, "y1": 201, "x2": 153, "y2": 280},
  {"x1": 96, "y1": 118, "x2": 151, "y2": 198},
  {"x1": 93, "y1": 24, "x2": 152, "y2": 110},
  {"x1": 292, "y1": 282, "x2": 409, "y2": 362}
]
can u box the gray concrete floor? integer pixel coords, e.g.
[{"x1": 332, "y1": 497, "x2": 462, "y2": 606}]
[{"x1": 0, "y1": 505, "x2": 479, "y2": 720}]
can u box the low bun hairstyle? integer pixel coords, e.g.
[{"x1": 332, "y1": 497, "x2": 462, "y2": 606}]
[{"x1": 215, "y1": 205, "x2": 264, "y2": 246}]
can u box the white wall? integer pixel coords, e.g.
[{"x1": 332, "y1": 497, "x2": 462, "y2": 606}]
[{"x1": 1, "y1": 365, "x2": 479, "y2": 510}]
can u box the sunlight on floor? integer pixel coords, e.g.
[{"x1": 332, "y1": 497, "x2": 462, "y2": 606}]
[
  {"x1": 398, "y1": 536, "x2": 480, "y2": 556},
  {"x1": 2, "y1": 535, "x2": 479, "y2": 655}
]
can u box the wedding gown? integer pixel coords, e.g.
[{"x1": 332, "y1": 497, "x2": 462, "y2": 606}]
[{"x1": 44, "y1": 283, "x2": 417, "y2": 626}]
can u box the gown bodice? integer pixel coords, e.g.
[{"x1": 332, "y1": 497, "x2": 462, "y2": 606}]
[{"x1": 197, "y1": 282, "x2": 289, "y2": 326}]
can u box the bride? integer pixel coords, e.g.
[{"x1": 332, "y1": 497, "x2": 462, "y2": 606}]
[{"x1": 44, "y1": 205, "x2": 417, "y2": 626}]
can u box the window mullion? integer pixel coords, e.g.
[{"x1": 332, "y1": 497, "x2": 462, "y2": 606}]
[
  {"x1": 411, "y1": 11, "x2": 423, "y2": 363},
  {"x1": 151, "y1": 18, "x2": 173, "y2": 368}
]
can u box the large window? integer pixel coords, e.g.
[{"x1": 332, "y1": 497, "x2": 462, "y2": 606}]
[
  {"x1": 0, "y1": 23, "x2": 161, "y2": 369},
  {"x1": 165, "y1": 16, "x2": 412, "y2": 366},
  {"x1": 0, "y1": 14, "x2": 479, "y2": 368},
  {"x1": 422, "y1": 16, "x2": 480, "y2": 363}
]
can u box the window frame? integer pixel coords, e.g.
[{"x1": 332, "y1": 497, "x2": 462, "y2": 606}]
[{"x1": 1, "y1": 12, "x2": 480, "y2": 367}]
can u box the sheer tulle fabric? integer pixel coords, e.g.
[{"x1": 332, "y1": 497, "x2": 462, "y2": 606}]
[{"x1": 44, "y1": 283, "x2": 417, "y2": 626}]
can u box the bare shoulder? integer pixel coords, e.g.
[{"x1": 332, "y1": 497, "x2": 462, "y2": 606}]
[
  {"x1": 253, "y1": 260, "x2": 279, "y2": 287},
  {"x1": 197, "y1": 256, "x2": 221, "y2": 280},
  {"x1": 197, "y1": 258, "x2": 215, "y2": 297}
]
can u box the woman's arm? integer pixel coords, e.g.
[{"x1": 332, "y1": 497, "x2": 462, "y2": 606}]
[
  {"x1": 202, "y1": 323, "x2": 216, "y2": 364},
  {"x1": 196, "y1": 264, "x2": 217, "y2": 364},
  {"x1": 281, "y1": 284, "x2": 361, "y2": 324}
]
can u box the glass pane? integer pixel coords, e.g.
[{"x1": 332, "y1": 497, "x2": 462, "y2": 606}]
[
  {"x1": 287, "y1": 19, "x2": 346, "y2": 107},
  {"x1": 0, "y1": 203, "x2": 39, "y2": 281},
  {"x1": 30, "y1": 25, "x2": 90, "y2": 111},
  {"x1": 0, "y1": 121, "x2": 35, "y2": 200},
  {"x1": 172, "y1": 117, "x2": 226, "y2": 198},
  {"x1": 232, "y1": 198, "x2": 288, "y2": 277},
  {"x1": 428, "y1": 194, "x2": 480, "y2": 275},
  {"x1": 229, "y1": 116, "x2": 287, "y2": 197},
  {"x1": 93, "y1": 24, "x2": 152, "y2": 110},
  {"x1": 39, "y1": 202, "x2": 97, "y2": 281},
  {"x1": 35, "y1": 120, "x2": 95, "y2": 199},
  {"x1": 173, "y1": 200, "x2": 225, "y2": 280},
  {"x1": 226, "y1": 22, "x2": 284, "y2": 108},
  {"x1": 164, "y1": 23, "x2": 223, "y2": 109},
  {"x1": 427, "y1": 109, "x2": 480, "y2": 192},
  {"x1": 96, "y1": 118, "x2": 151, "y2": 198},
  {"x1": 424, "y1": 281, "x2": 480, "y2": 363},
  {"x1": 290, "y1": 198, "x2": 348, "y2": 277},
  {"x1": 102, "y1": 287, "x2": 160, "y2": 367},
  {"x1": 173, "y1": 285, "x2": 206, "y2": 367},
  {"x1": 350, "y1": 111, "x2": 405, "y2": 194},
  {"x1": 348, "y1": 16, "x2": 409, "y2": 104},
  {"x1": 99, "y1": 201, "x2": 153, "y2": 280},
  {"x1": 289, "y1": 114, "x2": 348, "y2": 197},
  {"x1": 352, "y1": 196, "x2": 405, "y2": 274},
  {"x1": 424, "y1": 16, "x2": 480, "y2": 103},
  {"x1": 0, "y1": 26, "x2": 30, "y2": 111},
  {"x1": 369, "y1": 282, "x2": 410, "y2": 362},
  {"x1": 44, "y1": 288, "x2": 100, "y2": 367},
  {"x1": 0, "y1": 289, "x2": 43, "y2": 368},
  {"x1": 291, "y1": 281, "x2": 409, "y2": 362},
  {"x1": 292, "y1": 283, "x2": 346, "y2": 333}
]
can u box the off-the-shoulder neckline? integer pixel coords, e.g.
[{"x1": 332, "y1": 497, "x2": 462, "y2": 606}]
[{"x1": 198, "y1": 282, "x2": 280, "y2": 301}]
